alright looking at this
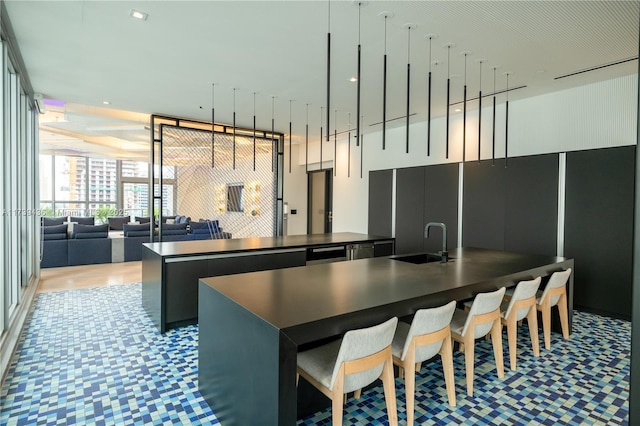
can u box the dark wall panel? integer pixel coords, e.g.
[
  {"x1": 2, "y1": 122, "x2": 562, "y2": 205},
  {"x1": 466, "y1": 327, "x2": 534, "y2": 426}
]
[
  {"x1": 368, "y1": 169, "x2": 393, "y2": 237},
  {"x1": 504, "y1": 154, "x2": 558, "y2": 256},
  {"x1": 395, "y1": 167, "x2": 425, "y2": 254},
  {"x1": 565, "y1": 146, "x2": 634, "y2": 319},
  {"x1": 423, "y1": 164, "x2": 459, "y2": 253},
  {"x1": 462, "y1": 159, "x2": 507, "y2": 250}
]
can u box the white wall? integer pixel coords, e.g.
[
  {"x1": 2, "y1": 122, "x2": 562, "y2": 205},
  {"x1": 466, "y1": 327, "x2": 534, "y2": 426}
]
[
  {"x1": 283, "y1": 144, "x2": 308, "y2": 235},
  {"x1": 287, "y1": 74, "x2": 638, "y2": 235}
]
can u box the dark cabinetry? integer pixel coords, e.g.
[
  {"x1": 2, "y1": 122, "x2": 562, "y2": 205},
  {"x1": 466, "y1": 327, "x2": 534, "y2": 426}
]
[
  {"x1": 394, "y1": 165, "x2": 458, "y2": 255},
  {"x1": 462, "y1": 155, "x2": 558, "y2": 256},
  {"x1": 565, "y1": 146, "x2": 634, "y2": 319}
]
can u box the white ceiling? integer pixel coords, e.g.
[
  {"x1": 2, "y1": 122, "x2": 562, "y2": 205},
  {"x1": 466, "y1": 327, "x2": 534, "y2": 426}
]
[{"x1": 5, "y1": 0, "x2": 639, "y2": 160}]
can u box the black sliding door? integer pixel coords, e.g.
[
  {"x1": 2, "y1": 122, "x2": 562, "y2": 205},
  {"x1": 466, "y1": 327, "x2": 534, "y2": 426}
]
[{"x1": 565, "y1": 146, "x2": 634, "y2": 320}]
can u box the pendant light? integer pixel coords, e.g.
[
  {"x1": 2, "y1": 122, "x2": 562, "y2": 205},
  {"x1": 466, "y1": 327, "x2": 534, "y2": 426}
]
[
  {"x1": 444, "y1": 43, "x2": 453, "y2": 159},
  {"x1": 505, "y1": 72, "x2": 510, "y2": 168},
  {"x1": 289, "y1": 100, "x2": 293, "y2": 173},
  {"x1": 253, "y1": 92, "x2": 257, "y2": 171},
  {"x1": 326, "y1": 0, "x2": 331, "y2": 141},
  {"x1": 492, "y1": 66, "x2": 497, "y2": 166},
  {"x1": 211, "y1": 83, "x2": 215, "y2": 168},
  {"x1": 462, "y1": 51, "x2": 469, "y2": 162},
  {"x1": 379, "y1": 11, "x2": 392, "y2": 150},
  {"x1": 305, "y1": 103, "x2": 310, "y2": 173},
  {"x1": 404, "y1": 24, "x2": 416, "y2": 154},
  {"x1": 425, "y1": 34, "x2": 436, "y2": 156},
  {"x1": 320, "y1": 106, "x2": 324, "y2": 170},
  {"x1": 271, "y1": 96, "x2": 275, "y2": 172},
  {"x1": 355, "y1": 1, "x2": 364, "y2": 147},
  {"x1": 477, "y1": 59, "x2": 484, "y2": 162},
  {"x1": 333, "y1": 109, "x2": 337, "y2": 176},
  {"x1": 233, "y1": 88, "x2": 237, "y2": 170},
  {"x1": 348, "y1": 112, "x2": 351, "y2": 178}
]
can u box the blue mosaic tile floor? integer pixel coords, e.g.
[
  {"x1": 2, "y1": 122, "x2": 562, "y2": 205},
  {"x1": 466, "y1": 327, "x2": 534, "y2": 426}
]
[{"x1": 0, "y1": 283, "x2": 630, "y2": 425}]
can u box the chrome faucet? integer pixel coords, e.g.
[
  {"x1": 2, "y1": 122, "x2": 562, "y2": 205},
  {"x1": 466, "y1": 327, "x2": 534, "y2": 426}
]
[{"x1": 424, "y1": 222, "x2": 448, "y2": 262}]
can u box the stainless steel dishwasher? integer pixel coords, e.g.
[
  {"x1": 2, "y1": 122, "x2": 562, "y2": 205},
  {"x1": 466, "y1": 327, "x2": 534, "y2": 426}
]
[{"x1": 346, "y1": 243, "x2": 375, "y2": 260}]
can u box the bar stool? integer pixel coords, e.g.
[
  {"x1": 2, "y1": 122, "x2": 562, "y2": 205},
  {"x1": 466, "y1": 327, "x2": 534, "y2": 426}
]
[
  {"x1": 537, "y1": 268, "x2": 572, "y2": 350},
  {"x1": 451, "y1": 287, "x2": 506, "y2": 397},
  {"x1": 391, "y1": 301, "x2": 457, "y2": 426},
  {"x1": 296, "y1": 317, "x2": 399, "y2": 426},
  {"x1": 500, "y1": 277, "x2": 541, "y2": 370}
]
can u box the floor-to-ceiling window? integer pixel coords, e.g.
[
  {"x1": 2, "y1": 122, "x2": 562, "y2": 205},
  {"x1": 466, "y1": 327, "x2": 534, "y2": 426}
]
[{"x1": 0, "y1": 36, "x2": 40, "y2": 381}]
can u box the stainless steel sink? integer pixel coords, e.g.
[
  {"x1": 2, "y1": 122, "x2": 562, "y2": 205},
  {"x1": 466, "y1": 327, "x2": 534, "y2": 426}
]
[{"x1": 389, "y1": 252, "x2": 452, "y2": 264}]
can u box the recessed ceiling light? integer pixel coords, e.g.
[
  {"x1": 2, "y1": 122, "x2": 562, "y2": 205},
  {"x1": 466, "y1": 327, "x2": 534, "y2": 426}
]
[
  {"x1": 102, "y1": 101, "x2": 111, "y2": 105},
  {"x1": 129, "y1": 9, "x2": 148, "y2": 20},
  {"x1": 349, "y1": 77, "x2": 357, "y2": 82},
  {"x1": 454, "y1": 108, "x2": 462, "y2": 112}
]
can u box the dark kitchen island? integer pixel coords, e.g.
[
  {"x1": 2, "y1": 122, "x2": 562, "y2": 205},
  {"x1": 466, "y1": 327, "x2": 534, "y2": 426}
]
[
  {"x1": 141, "y1": 233, "x2": 394, "y2": 332},
  {"x1": 198, "y1": 247, "x2": 573, "y2": 426}
]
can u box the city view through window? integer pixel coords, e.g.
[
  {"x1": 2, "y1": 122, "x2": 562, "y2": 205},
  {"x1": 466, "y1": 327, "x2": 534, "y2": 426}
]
[{"x1": 39, "y1": 155, "x2": 175, "y2": 222}]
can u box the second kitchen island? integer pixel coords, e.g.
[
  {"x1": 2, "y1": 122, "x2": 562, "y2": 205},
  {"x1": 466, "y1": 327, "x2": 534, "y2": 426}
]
[{"x1": 141, "y1": 232, "x2": 394, "y2": 332}]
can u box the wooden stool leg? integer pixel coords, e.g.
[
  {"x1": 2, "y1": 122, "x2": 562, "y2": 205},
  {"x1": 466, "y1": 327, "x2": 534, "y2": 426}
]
[
  {"x1": 558, "y1": 292, "x2": 570, "y2": 340},
  {"x1": 540, "y1": 302, "x2": 552, "y2": 350},
  {"x1": 491, "y1": 319, "x2": 505, "y2": 379},
  {"x1": 382, "y1": 358, "x2": 398, "y2": 426},
  {"x1": 440, "y1": 336, "x2": 457, "y2": 407},
  {"x1": 463, "y1": 334, "x2": 475, "y2": 397},
  {"x1": 404, "y1": 356, "x2": 416, "y2": 426},
  {"x1": 506, "y1": 316, "x2": 517, "y2": 371},
  {"x1": 527, "y1": 306, "x2": 540, "y2": 357},
  {"x1": 331, "y1": 377, "x2": 344, "y2": 426}
]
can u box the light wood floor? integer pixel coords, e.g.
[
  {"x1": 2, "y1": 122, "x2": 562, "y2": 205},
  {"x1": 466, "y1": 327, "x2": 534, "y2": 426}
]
[{"x1": 38, "y1": 261, "x2": 142, "y2": 293}]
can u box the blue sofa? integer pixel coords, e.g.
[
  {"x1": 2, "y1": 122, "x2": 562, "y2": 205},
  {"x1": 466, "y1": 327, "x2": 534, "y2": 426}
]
[
  {"x1": 123, "y1": 223, "x2": 152, "y2": 262},
  {"x1": 187, "y1": 220, "x2": 232, "y2": 240},
  {"x1": 40, "y1": 224, "x2": 68, "y2": 268},
  {"x1": 68, "y1": 224, "x2": 112, "y2": 266}
]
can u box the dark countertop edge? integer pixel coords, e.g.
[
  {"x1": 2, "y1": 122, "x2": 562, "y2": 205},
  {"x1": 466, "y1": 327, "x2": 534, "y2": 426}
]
[{"x1": 143, "y1": 232, "x2": 394, "y2": 258}]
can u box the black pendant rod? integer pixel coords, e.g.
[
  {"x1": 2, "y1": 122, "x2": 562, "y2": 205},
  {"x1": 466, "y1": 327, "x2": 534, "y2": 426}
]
[
  {"x1": 505, "y1": 72, "x2": 510, "y2": 168},
  {"x1": 445, "y1": 44, "x2": 452, "y2": 159},
  {"x1": 253, "y1": 92, "x2": 256, "y2": 172},
  {"x1": 478, "y1": 60, "x2": 483, "y2": 163},
  {"x1": 356, "y1": 2, "x2": 362, "y2": 147},
  {"x1": 326, "y1": 0, "x2": 331, "y2": 142},
  {"x1": 233, "y1": 88, "x2": 237, "y2": 170},
  {"x1": 360, "y1": 115, "x2": 364, "y2": 179},
  {"x1": 426, "y1": 35, "x2": 434, "y2": 157},
  {"x1": 405, "y1": 25, "x2": 413, "y2": 154},
  {"x1": 305, "y1": 104, "x2": 309, "y2": 173},
  {"x1": 211, "y1": 83, "x2": 215, "y2": 168},
  {"x1": 382, "y1": 13, "x2": 389, "y2": 150},
  {"x1": 462, "y1": 52, "x2": 468, "y2": 163},
  {"x1": 348, "y1": 112, "x2": 351, "y2": 178},
  {"x1": 492, "y1": 67, "x2": 497, "y2": 166},
  {"x1": 271, "y1": 96, "x2": 275, "y2": 173},
  {"x1": 288, "y1": 100, "x2": 292, "y2": 173},
  {"x1": 333, "y1": 109, "x2": 337, "y2": 177},
  {"x1": 320, "y1": 106, "x2": 323, "y2": 170}
]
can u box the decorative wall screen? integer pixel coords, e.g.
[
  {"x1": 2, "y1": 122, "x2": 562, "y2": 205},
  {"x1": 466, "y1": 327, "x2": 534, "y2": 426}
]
[{"x1": 151, "y1": 115, "x2": 284, "y2": 241}]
